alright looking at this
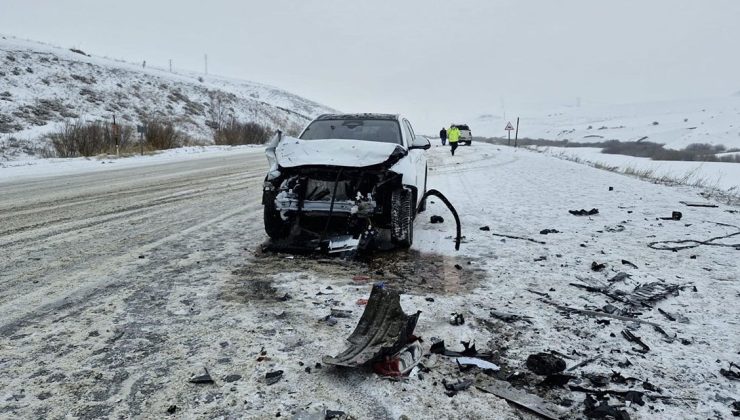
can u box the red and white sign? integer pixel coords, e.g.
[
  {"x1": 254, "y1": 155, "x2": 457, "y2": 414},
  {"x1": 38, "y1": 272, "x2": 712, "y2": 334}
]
[{"x1": 505, "y1": 122, "x2": 514, "y2": 131}]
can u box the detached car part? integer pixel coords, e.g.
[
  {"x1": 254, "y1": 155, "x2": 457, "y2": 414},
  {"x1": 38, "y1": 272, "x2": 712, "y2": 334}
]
[{"x1": 323, "y1": 284, "x2": 420, "y2": 367}]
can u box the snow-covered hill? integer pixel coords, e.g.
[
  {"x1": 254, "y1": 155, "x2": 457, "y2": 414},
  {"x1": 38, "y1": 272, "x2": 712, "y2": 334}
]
[
  {"x1": 472, "y1": 96, "x2": 740, "y2": 150},
  {"x1": 0, "y1": 36, "x2": 336, "y2": 146}
]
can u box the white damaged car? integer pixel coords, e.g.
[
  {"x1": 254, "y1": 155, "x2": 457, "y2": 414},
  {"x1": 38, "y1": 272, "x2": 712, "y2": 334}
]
[{"x1": 263, "y1": 113, "x2": 430, "y2": 250}]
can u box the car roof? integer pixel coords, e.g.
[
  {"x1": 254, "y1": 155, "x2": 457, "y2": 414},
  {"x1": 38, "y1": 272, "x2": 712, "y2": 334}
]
[{"x1": 315, "y1": 113, "x2": 400, "y2": 121}]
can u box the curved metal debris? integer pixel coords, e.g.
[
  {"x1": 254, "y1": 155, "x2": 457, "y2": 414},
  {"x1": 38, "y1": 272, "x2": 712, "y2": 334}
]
[{"x1": 323, "y1": 284, "x2": 420, "y2": 367}]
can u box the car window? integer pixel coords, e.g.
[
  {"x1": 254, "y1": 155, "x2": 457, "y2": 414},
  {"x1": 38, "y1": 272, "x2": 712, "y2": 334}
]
[
  {"x1": 401, "y1": 119, "x2": 414, "y2": 147},
  {"x1": 404, "y1": 120, "x2": 416, "y2": 139},
  {"x1": 300, "y1": 119, "x2": 402, "y2": 144},
  {"x1": 454, "y1": 125, "x2": 470, "y2": 131}
]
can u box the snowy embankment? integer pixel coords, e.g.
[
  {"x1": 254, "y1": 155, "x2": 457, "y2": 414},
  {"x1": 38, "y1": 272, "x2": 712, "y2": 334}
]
[
  {"x1": 0, "y1": 35, "x2": 335, "y2": 158},
  {"x1": 529, "y1": 146, "x2": 740, "y2": 195},
  {"x1": 472, "y1": 96, "x2": 740, "y2": 150}
]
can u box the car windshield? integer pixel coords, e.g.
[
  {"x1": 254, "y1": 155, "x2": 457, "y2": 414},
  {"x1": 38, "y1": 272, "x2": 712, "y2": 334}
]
[
  {"x1": 454, "y1": 125, "x2": 470, "y2": 131},
  {"x1": 300, "y1": 119, "x2": 402, "y2": 144}
]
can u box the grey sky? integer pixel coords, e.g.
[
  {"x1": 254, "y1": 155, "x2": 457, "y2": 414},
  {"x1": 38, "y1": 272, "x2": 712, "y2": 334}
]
[{"x1": 2, "y1": 0, "x2": 739, "y2": 133}]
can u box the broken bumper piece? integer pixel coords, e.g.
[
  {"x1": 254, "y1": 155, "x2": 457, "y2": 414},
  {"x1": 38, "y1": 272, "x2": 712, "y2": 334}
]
[{"x1": 323, "y1": 284, "x2": 420, "y2": 367}]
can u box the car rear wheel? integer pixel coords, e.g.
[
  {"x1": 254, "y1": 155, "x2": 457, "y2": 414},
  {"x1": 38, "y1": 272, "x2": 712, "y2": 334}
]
[{"x1": 391, "y1": 188, "x2": 413, "y2": 248}]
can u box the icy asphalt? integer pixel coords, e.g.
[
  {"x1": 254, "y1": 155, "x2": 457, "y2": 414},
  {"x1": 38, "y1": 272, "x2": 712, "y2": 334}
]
[{"x1": 0, "y1": 143, "x2": 738, "y2": 419}]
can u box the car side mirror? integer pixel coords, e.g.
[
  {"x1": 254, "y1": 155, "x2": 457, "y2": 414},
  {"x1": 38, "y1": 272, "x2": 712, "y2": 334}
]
[{"x1": 410, "y1": 135, "x2": 431, "y2": 150}]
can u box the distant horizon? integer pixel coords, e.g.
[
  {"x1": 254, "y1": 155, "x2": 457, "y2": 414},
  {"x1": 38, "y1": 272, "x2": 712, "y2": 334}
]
[
  {"x1": 3, "y1": 32, "x2": 737, "y2": 118},
  {"x1": 2, "y1": 0, "x2": 739, "y2": 134}
]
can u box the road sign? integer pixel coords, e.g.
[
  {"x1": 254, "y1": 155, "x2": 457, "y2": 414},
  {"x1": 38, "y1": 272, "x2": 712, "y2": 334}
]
[{"x1": 505, "y1": 122, "x2": 514, "y2": 131}]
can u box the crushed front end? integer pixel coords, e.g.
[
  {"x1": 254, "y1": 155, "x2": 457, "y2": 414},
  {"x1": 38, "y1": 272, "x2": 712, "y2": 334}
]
[{"x1": 263, "y1": 165, "x2": 404, "y2": 252}]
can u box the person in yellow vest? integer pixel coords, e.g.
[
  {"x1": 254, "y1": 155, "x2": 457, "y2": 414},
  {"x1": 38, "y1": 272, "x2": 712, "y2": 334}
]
[{"x1": 448, "y1": 125, "x2": 460, "y2": 156}]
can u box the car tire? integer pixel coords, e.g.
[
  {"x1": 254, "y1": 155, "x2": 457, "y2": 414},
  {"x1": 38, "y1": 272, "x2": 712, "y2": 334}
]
[
  {"x1": 391, "y1": 188, "x2": 413, "y2": 248},
  {"x1": 263, "y1": 193, "x2": 291, "y2": 239}
]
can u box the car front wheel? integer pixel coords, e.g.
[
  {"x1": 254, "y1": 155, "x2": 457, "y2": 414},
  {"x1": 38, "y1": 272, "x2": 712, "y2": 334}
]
[{"x1": 391, "y1": 188, "x2": 413, "y2": 248}]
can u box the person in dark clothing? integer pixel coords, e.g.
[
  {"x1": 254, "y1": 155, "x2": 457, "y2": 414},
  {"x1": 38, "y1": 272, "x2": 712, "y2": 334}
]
[{"x1": 439, "y1": 127, "x2": 447, "y2": 145}]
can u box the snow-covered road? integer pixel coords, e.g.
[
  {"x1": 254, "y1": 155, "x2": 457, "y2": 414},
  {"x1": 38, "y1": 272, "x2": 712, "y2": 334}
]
[{"x1": 0, "y1": 143, "x2": 737, "y2": 419}]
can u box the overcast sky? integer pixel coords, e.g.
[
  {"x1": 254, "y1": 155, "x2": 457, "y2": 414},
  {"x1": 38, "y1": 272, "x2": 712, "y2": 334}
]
[{"x1": 2, "y1": 0, "x2": 739, "y2": 133}]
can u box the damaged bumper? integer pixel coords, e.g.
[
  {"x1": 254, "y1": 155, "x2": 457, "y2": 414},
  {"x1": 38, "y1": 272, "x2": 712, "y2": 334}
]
[{"x1": 274, "y1": 195, "x2": 378, "y2": 217}]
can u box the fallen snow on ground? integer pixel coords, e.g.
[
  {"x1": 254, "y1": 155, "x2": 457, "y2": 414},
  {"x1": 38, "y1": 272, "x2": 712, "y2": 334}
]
[
  {"x1": 0, "y1": 143, "x2": 738, "y2": 419},
  {"x1": 528, "y1": 146, "x2": 740, "y2": 194},
  {"x1": 472, "y1": 96, "x2": 740, "y2": 150}
]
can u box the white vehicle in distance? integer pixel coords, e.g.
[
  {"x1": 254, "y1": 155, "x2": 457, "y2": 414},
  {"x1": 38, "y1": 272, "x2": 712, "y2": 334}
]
[
  {"x1": 452, "y1": 124, "x2": 473, "y2": 146},
  {"x1": 263, "y1": 113, "x2": 430, "y2": 250}
]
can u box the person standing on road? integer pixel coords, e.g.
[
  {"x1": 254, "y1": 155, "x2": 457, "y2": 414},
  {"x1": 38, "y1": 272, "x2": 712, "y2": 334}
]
[
  {"x1": 448, "y1": 125, "x2": 460, "y2": 156},
  {"x1": 439, "y1": 127, "x2": 447, "y2": 146}
]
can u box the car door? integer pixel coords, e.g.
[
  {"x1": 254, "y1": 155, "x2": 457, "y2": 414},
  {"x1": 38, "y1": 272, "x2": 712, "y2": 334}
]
[{"x1": 403, "y1": 119, "x2": 425, "y2": 196}]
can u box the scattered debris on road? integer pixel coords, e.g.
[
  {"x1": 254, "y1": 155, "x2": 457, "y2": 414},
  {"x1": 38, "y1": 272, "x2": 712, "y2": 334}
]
[
  {"x1": 323, "y1": 284, "x2": 420, "y2": 368},
  {"x1": 449, "y1": 312, "x2": 465, "y2": 325},
  {"x1": 526, "y1": 352, "x2": 566, "y2": 376},
  {"x1": 430, "y1": 215, "x2": 444, "y2": 224},
  {"x1": 569, "y1": 208, "x2": 599, "y2": 216},
  {"x1": 189, "y1": 368, "x2": 214, "y2": 384},
  {"x1": 539, "y1": 229, "x2": 560, "y2": 235},
  {"x1": 265, "y1": 370, "x2": 283, "y2": 385}
]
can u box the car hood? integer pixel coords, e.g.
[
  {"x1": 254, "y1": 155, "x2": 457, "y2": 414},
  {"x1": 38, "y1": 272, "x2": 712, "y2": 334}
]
[{"x1": 275, "y1": 137, "x2": 407, "y2": 169}]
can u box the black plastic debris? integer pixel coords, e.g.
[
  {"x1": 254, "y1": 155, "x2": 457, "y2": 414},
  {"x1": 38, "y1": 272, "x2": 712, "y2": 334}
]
[
  {"x1": 591, "y1": 262, "x2": 606, "y2": 272},
  {"x1": 277, "y1": 293, "x2": 291, "y2": 302},
  {"x1": 430, "y1": 215, "x2": 444, "y2": 224},
  {"x1": 540, "y1": 229, "x2": 560, "y2": 235},
  {"x1": 490, "y1": 310, "x2": 533, "y2": 324},
  {"x1": 583, "y1": 394, "x2": 630, "y2": 420},
  {"x1": 569, "y1": 208, "x2": 599, "y2": 216},
  {"x1": 417, "y1": 189, "x2": 462, "y2": 250},
  {"x1": 443, "y1": 378, "x2": 474, "y2": 396},
  {"x1": 431, "y1": 340, "x2": 491, "y2": 358},
  {"x1": 621, "y1": 330, "x2": 650, "y2": 353},
  {"x1": 330, "y1": 308, "x2": 353, "y2": 318},
  {"x1": 621, "y1": 259, "x2": 638, "y2": 269},
  {"x1": 642, "y1": 381, "x2": 662, "y2": 393},
  {"x1": 323, "y1": 284, "x2": 420, "y2": 367},
  {"x1": 454, "y1": 264, "x2": 463, "y2": 270},
  {"x1": 609, "y1": 272, "x2": 631, "y2": 283},
  {"x1": 657, "y1": 308, "x2": 688, "y2": 323},
  {"x1": 425, "y1": 297, "x2": 435, "y2": 302},
  {"x1": 449, "y1": 313, "x2": 465, "y2": 325},
  {"x1": 479, "y1": 226, "x2": 491, "y2": 231},
  {"x1": 526, "y1": 353, "x2": 566, "y2": 376},
  {"x1": 609, "y1": 186, "x2": 614, "y2": 191},
  {"x1": 326, "y1": 410, "x2": 347, "y2": 419},
  {"x1": 626, "y1": 282, "x2": 681, "y2": 307},
  {"x1": 534, "y1": 256, "x2": 547, "y2": 262},
  {"x1": 224, "y1": 374, "x2": 242, "y2": 382},
  {"x1": 538, "y1": 374, "x2": 574, "y2": 388},
  {"x1": 585, "y1": 374, "x2": 609, "y2": 388},
  {"x1": 720, "y1": 363, "x2": 740, "y2": 381},
  {"x1": 166, "y1": 405, "x2": 178, "y2": 415},
  {"x1": 265, "y1": 370, "x2": 283, "y2": 385},
  {"x1": 189, "y1": 368, "x2": 214, "y2": 384},
  {"x1": 659, "y1": 211, "x2": 682, "y2": 221}
]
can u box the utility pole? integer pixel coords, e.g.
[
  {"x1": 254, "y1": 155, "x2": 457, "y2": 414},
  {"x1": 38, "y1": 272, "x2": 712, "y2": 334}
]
[
  {"x1": 204, "y1": 54, "x2": 208, "y2": 75},
  {"x1": 514, "y1": 117, "x2": 520, "y2": 148}
]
